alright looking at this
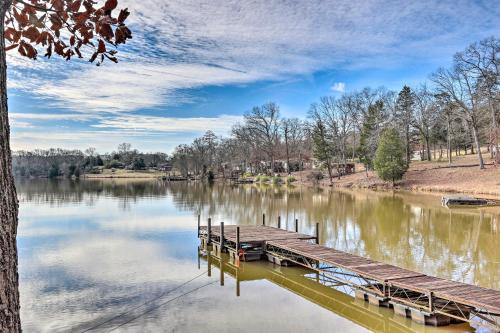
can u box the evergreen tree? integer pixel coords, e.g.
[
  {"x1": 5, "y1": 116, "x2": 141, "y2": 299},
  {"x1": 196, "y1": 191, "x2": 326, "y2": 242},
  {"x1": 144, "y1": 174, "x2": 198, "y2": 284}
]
[
  {"x1": 395, "y1": 86, "x2": 415, "y2": 167},
  {"x1": 359, "y1": 100, "x2": 385, "y2": 172},
  {"x1": 374, "y1": 128, "x2": 408, "y2": 186},
  {"x1": 311, "y1": 119, "x2": 334, "y2": 184}
]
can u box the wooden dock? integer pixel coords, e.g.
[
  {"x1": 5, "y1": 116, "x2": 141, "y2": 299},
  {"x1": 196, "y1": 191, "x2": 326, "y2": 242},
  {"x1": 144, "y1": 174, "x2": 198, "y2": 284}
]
[{"x1": 198, "y1": 216, "x2": 500, "y2": 331}]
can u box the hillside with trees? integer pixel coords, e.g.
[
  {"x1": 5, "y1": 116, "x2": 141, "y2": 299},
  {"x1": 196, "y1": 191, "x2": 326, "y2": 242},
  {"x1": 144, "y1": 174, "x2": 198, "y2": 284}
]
[{"x1": 168, "y1": 38, "x2": 498, "y2": 185}]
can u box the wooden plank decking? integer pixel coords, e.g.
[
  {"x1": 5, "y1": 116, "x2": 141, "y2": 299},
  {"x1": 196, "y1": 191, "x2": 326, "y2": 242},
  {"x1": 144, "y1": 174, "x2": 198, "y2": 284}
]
[
  {"x1": 200, "y1": 225, "x2": 316, "y2": 243},
  {"x1": 267, "y1": 238, "x2": 500, "y2": 315},
  {"x1": 267, "y1": 239, "x2": 426, "y2": 281}
]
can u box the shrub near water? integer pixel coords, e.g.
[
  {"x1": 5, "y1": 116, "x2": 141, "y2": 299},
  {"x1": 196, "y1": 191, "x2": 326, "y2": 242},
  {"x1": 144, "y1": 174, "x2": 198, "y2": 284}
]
[
  {"x1": 286, "y1": 176, "x2": 296, "y2": 185},
  {"x1": 260, "y1": 175, "x2": 270, "y2": 183},
  {"x1": 374, "y1": 128, "x2": 408, "y2": 186},
  {"x1": 272, "y1": 176, "x2": 282, "y2": 185}
]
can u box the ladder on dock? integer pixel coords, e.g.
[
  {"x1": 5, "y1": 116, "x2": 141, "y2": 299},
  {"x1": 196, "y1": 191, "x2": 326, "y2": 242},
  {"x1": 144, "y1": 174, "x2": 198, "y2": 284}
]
[{"x1": 198, "y1": 218, "x2": 500, "y2": 331}]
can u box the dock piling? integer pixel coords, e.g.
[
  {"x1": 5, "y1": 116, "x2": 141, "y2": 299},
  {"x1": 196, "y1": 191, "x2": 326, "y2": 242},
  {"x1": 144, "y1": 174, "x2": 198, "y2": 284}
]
[
  {"x1": 295, "y1": 219, "x2": 298, "y2": 232},
  {"x1": 220, "y1": 222, "x2": 225, "y2": 253},
  {"x1": 197, "y1": 214, "x2": 200, "y2": 237},
  {"x1": 207, "y1": 218, "x2": 212, "y2": 245},
  {"x1": 278, "y1": 216, "x2": 281, "y2": 229},
  {"x1": 315, "y1": 222, "x2": 319, "y2": 244},
  {"x1": 262, "y1": 213, "x2": 266, "y2": 226},
  {"x1": 236, "y1": 226, "x2": 240, "y2": 251},
  {"x1": 220, "y1": 258, "x2": 224, "y2": 286}
]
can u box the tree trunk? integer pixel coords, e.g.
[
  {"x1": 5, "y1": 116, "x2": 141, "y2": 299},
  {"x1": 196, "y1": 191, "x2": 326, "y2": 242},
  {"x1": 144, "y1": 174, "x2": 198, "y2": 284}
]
[
  {"x1": 405, "y1": 126, "x2": 410, "y2": 167},
  {"x1": 447, "y1": 119, "x2": 452, "y2": 165},
  {"x1": 471, "y1": 120, "x2": 485, "y2": 169},
  {"x1": 488, "y1": 98, "x2": 499, "y2": 163},
  {"x1": 425, "y1": 136, "x2": 431, "y2": 161},
  {"x1": 285, "y1": 135, "x2": 290, "y2": 175},
  {"x1": 326, "y1": 160, "x2": 333, "y2": 185},
  {"x1": 0, "y1": 4, "x2": 22, "y2": 331}
]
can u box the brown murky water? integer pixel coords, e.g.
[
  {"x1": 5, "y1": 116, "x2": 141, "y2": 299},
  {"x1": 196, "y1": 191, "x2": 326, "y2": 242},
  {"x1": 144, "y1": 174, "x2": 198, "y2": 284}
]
[{"x1": 17, "y1": 179, "x2": 499, "y2": 332}]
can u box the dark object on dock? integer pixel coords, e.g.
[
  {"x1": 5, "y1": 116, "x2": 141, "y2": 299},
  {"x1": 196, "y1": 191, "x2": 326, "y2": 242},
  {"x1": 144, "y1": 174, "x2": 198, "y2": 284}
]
[
  {"x1": 198, "y1": 220, "x2": 500, "y2": 331},
  {"x1": 441, "y1": 196, "x2": 499, "y2": 207}
]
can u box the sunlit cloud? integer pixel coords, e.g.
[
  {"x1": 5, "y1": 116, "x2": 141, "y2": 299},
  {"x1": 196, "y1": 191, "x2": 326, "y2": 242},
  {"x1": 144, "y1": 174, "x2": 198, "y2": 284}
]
[
  {"x1": 92, "y1": 114, "x2": 242, "y2": 133},
  {"x1": 9, "y1": 0, "x2": 499, "y2": 114},
  {"x1": 7, "y1": 0, "x2": 499, "y2": 151},
  {"x1": 10, "y1": 113, "x2": 95, "y2": 121},
  {"x1": 331, "y1": 82, "x2": 346, "y2": 93}
]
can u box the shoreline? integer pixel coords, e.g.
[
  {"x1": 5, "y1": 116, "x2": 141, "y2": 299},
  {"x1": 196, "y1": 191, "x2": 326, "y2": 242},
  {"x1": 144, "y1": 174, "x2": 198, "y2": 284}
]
[
  {"x1": 289, "y1": 155, "x2": 500, "y2": 199},
  {"x1": 18, "y1": 154, "x2": 500, "y2": 199}
]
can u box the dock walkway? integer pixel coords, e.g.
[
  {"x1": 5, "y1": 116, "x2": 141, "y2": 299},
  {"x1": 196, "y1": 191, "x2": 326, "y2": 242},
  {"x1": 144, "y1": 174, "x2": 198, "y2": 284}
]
[{"x1": 198, "y1": 222, "x2": 500, "y2": 331}]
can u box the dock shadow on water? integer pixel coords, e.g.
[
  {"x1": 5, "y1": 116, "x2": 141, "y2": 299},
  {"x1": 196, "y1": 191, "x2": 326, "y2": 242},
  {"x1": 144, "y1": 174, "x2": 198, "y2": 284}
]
[{"x1": 16, "y1": 179, "x2": 498, "y2": 332}]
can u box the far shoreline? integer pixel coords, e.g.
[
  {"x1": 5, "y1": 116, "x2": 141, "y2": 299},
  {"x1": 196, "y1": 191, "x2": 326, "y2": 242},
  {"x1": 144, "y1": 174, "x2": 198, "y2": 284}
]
[{"x1": 18, "y1": 153, "x2": 500, "y2": 200}]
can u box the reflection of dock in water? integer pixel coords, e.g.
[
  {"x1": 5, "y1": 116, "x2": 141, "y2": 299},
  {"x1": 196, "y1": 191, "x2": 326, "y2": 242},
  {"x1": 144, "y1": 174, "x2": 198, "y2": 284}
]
[{"x1": 198, "y1": 250, "x2": 471, "y2": 333}]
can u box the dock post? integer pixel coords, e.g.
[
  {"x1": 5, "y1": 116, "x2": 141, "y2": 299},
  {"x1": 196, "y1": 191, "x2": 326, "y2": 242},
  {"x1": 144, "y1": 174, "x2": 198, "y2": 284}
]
[
  {"x1": 220, "y1": 222, "x2": 225, "y2": 254},
  {"x1": 235, "y1": 226, "x2": 241, "y2": 266},
  {"x1": 207, "y1": 218, "x2": 212, "y2": 245},
  {"x1": 315, "y1": 222, "x2": 319, "y2": 244},
  {"x1": 295, "y1": 219, "x2": 298, "y2": 233},
  {"x1": 207, "y1": 251, "x2": 212, "y2": 277},
  {"x1": 262, "y1": 213, "x2": 266, "y2": 226},
  {"x1": 236, "y1": 226, "x2": 240, "y2": 251},
  {"x1": 428, "y1": 291, "x2": 434, "y2": 312},
  {"x1": 220, "y1": 258, "x2": 224, "y2": 286},
  {"x1": 197, "y1": 246, "x2": 200, "y2": 269},
  {"x1": 278, "y1": 216, "x2": 281, "y2": 229},
  {"x1": 197, "y1": 214, "x2": 200, "y2": 238},
  {"x1": 236, "y1": 270, "x2": 240, "y2": 297}
]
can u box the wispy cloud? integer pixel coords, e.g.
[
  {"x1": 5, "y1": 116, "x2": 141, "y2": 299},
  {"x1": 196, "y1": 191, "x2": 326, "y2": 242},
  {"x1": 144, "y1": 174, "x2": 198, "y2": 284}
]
[
  {"x1": 7, "y1": 0, "x2": 499, "y2": 152},
  {"x1": 10, "y1": 113, "x2": 94, "y2": 121},
  {"x1": 9, "y1": 0, "x2": 499, "y2": 114},
  {"x1": 92, "y1": 114, "x2": 241, "y2": 133},
  {"x1": 331, "y1": 82, "x2": 346, "y2": 93}
]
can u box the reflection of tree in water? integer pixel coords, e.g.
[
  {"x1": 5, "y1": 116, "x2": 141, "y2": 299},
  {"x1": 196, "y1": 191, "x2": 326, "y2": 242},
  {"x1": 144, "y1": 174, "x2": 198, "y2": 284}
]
[
  {"x1": 17, "y1": 179, "x2": 499, "y2": 289},
  {"x1": 16, "y1": 179, "x2": 171, "y2": 206}
]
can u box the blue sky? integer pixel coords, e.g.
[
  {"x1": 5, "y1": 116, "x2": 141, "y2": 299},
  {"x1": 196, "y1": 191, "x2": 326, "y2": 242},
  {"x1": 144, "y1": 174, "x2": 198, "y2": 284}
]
[{"x1": 7, "y1": 0, "x2": 500, "y2": 153}]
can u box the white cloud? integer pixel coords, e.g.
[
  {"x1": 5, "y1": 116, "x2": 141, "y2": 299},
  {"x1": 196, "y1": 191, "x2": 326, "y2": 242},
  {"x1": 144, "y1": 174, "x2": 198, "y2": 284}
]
[
  {"x1": 331, "y1": 82, "x2": 346, "y2": 93},
  {"x1": 8, "y1": 0, "x2": 499, "y2": 114},
  {"x1": 92, "y1": 114, "x2": 241, "y2": 133},
  {"x1": 10, "y1": 113, "x2": 94, "y2": 121}
]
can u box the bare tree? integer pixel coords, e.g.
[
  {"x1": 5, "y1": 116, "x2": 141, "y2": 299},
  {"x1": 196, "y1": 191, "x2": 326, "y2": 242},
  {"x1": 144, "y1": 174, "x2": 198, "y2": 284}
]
[
  {"x1": 281, "y1": 118, "x2": 304, "y2": 174},
  {"x1": 432, "y1": 64, "x2": 486, "y2": 169},
  {"x1": 335, "y1": 95, "x2": 355, "y2": 168},
  {"x1": 413, "y1": 85, "x2": 435, "y2": 161},
  {"x1": 244, "y1": 102, "x2": 281, "y2": 173},
  {"x1": 454, "y1": 37, "x2": 499, "y2": 162}
]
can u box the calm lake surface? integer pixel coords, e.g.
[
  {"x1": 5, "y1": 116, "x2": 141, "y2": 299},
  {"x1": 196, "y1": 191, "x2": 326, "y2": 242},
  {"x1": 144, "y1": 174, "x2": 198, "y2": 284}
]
[{"x1": 16, "y1": 179, "x2": 499, "y2": 332}]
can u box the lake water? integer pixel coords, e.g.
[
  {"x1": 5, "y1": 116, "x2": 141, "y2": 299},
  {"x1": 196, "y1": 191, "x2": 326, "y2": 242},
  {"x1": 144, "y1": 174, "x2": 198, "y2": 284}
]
[{"x1": 16, "y1": 179, "x2": 499, "y2": 332}]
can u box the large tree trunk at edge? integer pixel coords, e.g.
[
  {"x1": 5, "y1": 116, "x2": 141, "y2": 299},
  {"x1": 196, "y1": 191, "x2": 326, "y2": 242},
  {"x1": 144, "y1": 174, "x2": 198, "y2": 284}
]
[{"x1": 0, "y1": 2, "x2": 22, "y2": 331}]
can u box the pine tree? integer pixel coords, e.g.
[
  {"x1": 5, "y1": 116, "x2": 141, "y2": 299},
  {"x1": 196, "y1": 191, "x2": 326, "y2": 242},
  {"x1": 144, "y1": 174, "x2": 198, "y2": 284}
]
[
  {"x1": 359, "y1": 100, "x2": 384, "y2": 173},
  {"x1": 311, "y1": 119, "x2": 334, "y2": 184},
  {"x1": 395, "y1": 86, "x2": 415, "y2": 167},
  {"x1": 374, "y1": 128, "x2": 408, "y2": 186}
]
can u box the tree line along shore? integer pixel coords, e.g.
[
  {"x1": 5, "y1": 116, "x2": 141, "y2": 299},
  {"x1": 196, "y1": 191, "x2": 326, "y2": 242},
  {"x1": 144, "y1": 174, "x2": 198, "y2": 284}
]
[{"x1": 13, "y1": 37, "x2": 499, "y2": 196}]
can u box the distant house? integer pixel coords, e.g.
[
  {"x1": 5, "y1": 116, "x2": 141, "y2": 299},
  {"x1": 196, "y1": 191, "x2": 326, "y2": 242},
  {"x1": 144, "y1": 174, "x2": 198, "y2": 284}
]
[{"x1": 158, "y1": 163, "x2": 172, "y2": 172}]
